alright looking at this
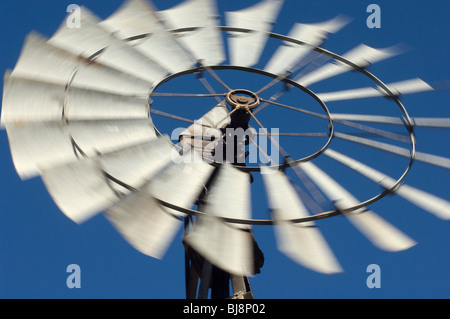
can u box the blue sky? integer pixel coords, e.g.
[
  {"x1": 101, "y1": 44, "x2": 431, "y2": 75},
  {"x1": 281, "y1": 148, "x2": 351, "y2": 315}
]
[{"x1": 0, "y1": 0, "x2": 449, "y2": 299}]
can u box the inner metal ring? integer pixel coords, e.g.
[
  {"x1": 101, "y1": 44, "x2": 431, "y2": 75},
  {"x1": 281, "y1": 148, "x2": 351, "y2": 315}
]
[{"x1": 150, "y1": 65, "x2": 335, "y2": 173}]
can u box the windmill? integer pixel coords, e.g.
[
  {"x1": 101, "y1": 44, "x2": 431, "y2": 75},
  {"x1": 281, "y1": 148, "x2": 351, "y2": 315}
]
[{"x1": 1, "y1": 0, "x2": 449, "y2": 299}]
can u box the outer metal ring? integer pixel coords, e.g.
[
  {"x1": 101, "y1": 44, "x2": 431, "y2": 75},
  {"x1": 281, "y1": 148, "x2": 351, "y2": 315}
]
[{"x1": 146, "y1": 26, "x2": 417, "y2": 224}]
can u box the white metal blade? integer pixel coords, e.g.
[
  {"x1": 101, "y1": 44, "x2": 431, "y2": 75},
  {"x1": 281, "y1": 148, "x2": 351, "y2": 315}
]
[
  {"x1": 261, "y1": 166, "x2": 343, "y2": 274},
  {"x1": 5, "y1": 119, "x2": 156, "y2": 180},
  {"x1": 412, "y1": 118, "x2": 450, "y2": 128},
  {"x1": 318, "y1": 78, "x2": 434, "y2": 102},
  {"x1": 331, "y1": 114, "x2": 450, "y2": 128},
  {"x1": 184, "y1": 162, "x2": 254, "y2": 276},
  {"x1": 300, "y1": 161, "x2": 416, "y2": 251},
  {"x1": 11, "y1": 33, "x2": 152, "y2": 96},
  {"x1": 330, "y1": 114, "x2": 404, "y2": 125},
  {"x1": 324, "y1": 149, "x2": 450, "y2": 220},
  {"x1": 226, "y1": 0, "x2": 284, "y2": 67},
  {"x1": 100, "y1": 0, "x2": 194, "y2": 74},
  {"x1": 265, "y1": 15, "x2": 350, "y2": 75},
  {"x1": 335, "y1": 132, "x2": 450, "y2": 169},
  {"x1": 158, "y1": 0, "x2": 225, "y2": 66},
  {"x1": 1, "y1": 75, "x2": 149, "y2": 126},
  {"x1": 49, "y1": 6, "x2": 168, "y2": 85},
  {"x1": 107, "y1": 150, "x2": 214, "y2": 259},
  {"x1": 178, "y1": 101, "x2": 230, "y2": 160},
  {"x1": 41, "y1": 136, "x2": 173, "y2": 224},
  {"x1": 296, "y1": 44, "x2": 399, "y2": 87}
]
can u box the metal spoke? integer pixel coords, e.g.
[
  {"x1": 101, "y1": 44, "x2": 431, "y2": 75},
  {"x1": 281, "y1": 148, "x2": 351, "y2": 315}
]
[
  {"x1": 151, "y1": 92, "x2": 227, "y2": 98},
  {"x1": 260, "y1": 98, "x2": 410, "y2": 143},
  {"x1": 150, "y1": 108, "x2": 197, "y2": 125},
  {"x1": 203, "y1": 65, "x2": 233, "y2": 92},
  {"x1": 248, "y1": 111, "x2": 329, "y2": 207},
  {"x1": 255, "y1": 71, "x2": 291, "y2": 95},
  {"x1": 256, "y1": 132, "x2": 329, "y2": 137},
  {"x1": 253, "y1": 90, "x2": 287, "y2": 115}
]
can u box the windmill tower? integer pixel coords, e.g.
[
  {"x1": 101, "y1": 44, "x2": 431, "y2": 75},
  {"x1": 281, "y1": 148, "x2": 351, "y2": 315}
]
[{"x1": 1, "y1": 0, "x2": 449, "y2": 299}]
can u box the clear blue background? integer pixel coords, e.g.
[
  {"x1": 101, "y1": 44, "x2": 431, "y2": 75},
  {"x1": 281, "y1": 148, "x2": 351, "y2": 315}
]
[{"x1": 0, "y1": 0, "x2": 449, "y2": 299}]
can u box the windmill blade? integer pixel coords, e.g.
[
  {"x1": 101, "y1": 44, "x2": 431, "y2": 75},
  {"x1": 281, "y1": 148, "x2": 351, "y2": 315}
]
[
  {"x1": 158, "y1": 0, "x2": 225, "y2": 66},
  {"x1": 48, "y1": 6, "x2": 168, "y2": 85},
  {"x1": 1, "y1": 75, "x2": 149, "y2": 126},
  {"x1": 5, "y1": 119, "x2": 156, "y2": 180},
  {"x1": 11, "y1": 33, "x2": 153, "y2": 96},
  {"x1": 107, "y1": 150, "x2": 214, "y2": 259},
  {"x1": 324, "y1": 149, "x2": 450, "y2": 220},
  {"x1": 335, "y1": 132, "x2": 450, "y2": 169},
  {"x1": 296, "y1": 44, "x2": 400, "y2": 87},
  {"x1": 179, "y1": 101, "x2": 230, "y2": 160},
  {"x1": 100, "y1": 0, "x2": 195, "y2": 74},
  {"x1": 265, "y1": 15, "x2": 350, "y2": 75},
  {"x1": 226, "y1": 0, "x2": 284, "y2": 67},
  {"x1": 184, "y1": 163, "x2": 254, "y2": 276},
  {"x1": 412, "y1": 118, "x2": 450, "y2": 128},
  {"x1": 317, "y1": 78, "x2": 434, "y2": 102},
  {"x1": 41, "y1": 136, "x2": 173, "y2": 224},
  {"x1": 331, "y1": 114, "x2": 450, "y2": 129},
  {"x1": 261, "y1": 166, "x2": 343, "y2": 274},
  {"x1": 51, "y1": 5, "x2": 169, "y2": 80},
  {"x1": 300, "y1": 161, "x2": 416, "y2": 251}
]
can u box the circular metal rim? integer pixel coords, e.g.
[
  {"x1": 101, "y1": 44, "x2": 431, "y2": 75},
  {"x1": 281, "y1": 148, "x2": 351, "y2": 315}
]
[
  {"x1": 149, "y1": 65, "x2": 335, "y2": 172},
  {"x1": 147, "y1": 26, "x2": 417, "y2": 225}
]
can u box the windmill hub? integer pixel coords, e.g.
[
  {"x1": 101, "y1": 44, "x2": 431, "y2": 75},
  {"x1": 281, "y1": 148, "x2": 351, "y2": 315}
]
[{"x1": 226, "y1": 89, "x2": 260, "y2": 111}]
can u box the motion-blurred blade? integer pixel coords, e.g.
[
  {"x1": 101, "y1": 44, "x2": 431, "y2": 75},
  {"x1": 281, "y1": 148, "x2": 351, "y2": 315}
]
[
  {"x1": 324, "y1": 149, "x2": 450, "y2": 220},
  {"x1": 261, "y1": 166, "x2": 342, "y2": 274},
  {"x1": 184, "y1": 163, "x2": 254, "y2": 276},
  {"x1": 179, "y1": 101, "x2": 230, "y2": 160},
  {"x1": 1, "y1": 75, "x2": 149, "y2": 126},
  {"x1": 11, "y1": 33, "x2": 152, "y2": 95},
  {"x1": 300, "y1": 161, "x2": 416, "y2": 251},
  {"x1": 296, "y1": 44, "x2": 399, "y2": 87},
  {"x1": 49, "y1": 6, "x2": 168, "y2": 84},
  {"x1": 5, "y1": 119, "x2": 156, "y2": 180},
  {"x1": 107, "y1": 150, "x2": 214, "y2": 259},
  {"x1": 265, "y1": 15, "x2": 350, "y2": 75},
  {"x1": 226, "y1": 0, "x2": 284, "y2": 67},
  {"x1": 100, "y1": 0, "x2": 194, "y2": 73},
  {"x1": 42, "y1": 136, "x2": 173, "y2": 224},
  {"x1": 158, "y1": 0, "x2": 225, "y2": 66},
  {"x1": 318, "y1": 78, "x2": 434, "y2": 102},
  {"x1": 335, "y1": 132, "x2": 450, "y2": 169},
  {"x1": 331, "y1": 114, "x2": 450, "y2": 128}
]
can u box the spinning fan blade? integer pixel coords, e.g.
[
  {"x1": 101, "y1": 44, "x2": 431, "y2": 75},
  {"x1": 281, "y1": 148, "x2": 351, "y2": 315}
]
[
  {"x1": 261, "y1": 166, "x2": 343, "y2": 274},
  {"x1": 335, "y1": 132, "x2": 450, "y2": 170},
  {"x1": 324, "y1": 149, "x2": 450, "y2": 220},
  {"x1": 226, "y1": 0, "x2": 284, "y2": 67},
  {"x1": 158, "y1": 0, "x2": 225, "y2": 66},
  {"x1": 331, "y1": 114, "x2": 450, "y2": 128},
  {"x1": 5, "y1": 119, "x2": 156, "y2": 180},
  {"x1": 296, "y1": 44, "x2": 399, "y2": 87},
  {"x1": 48, "y1": 6, "x2": 168, "y2": 85},
  {"x1": 300, "y1": 161, "x2": 416, "y2": 251},
  {"x1": 107, "y1": 150, "x2": 214, "y2": 259},
  {"x1": 11, "y1": 33, "x2": 152, "y2": 95},
  {"x1": 41, "y1": 136, "x2": 173, "y2": 224},
  {"x1": 318, "y1": 78, "x2": 434, "y2": 102},
  {"x1": 1, "y1": 74, "x2": 149, "y2": 126},
  {"x1": 100, "y1": 0, "x2": 194, "y2": 74},
  {"x1": 265, "y1": 15, "x2": 350, "y2": 75},
  {"x1": 184, "y1": 163, "x2": 254, "y2": 276},
  {"x1": 179, "y1": 101, "x2": 230, "y2": 160}
]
